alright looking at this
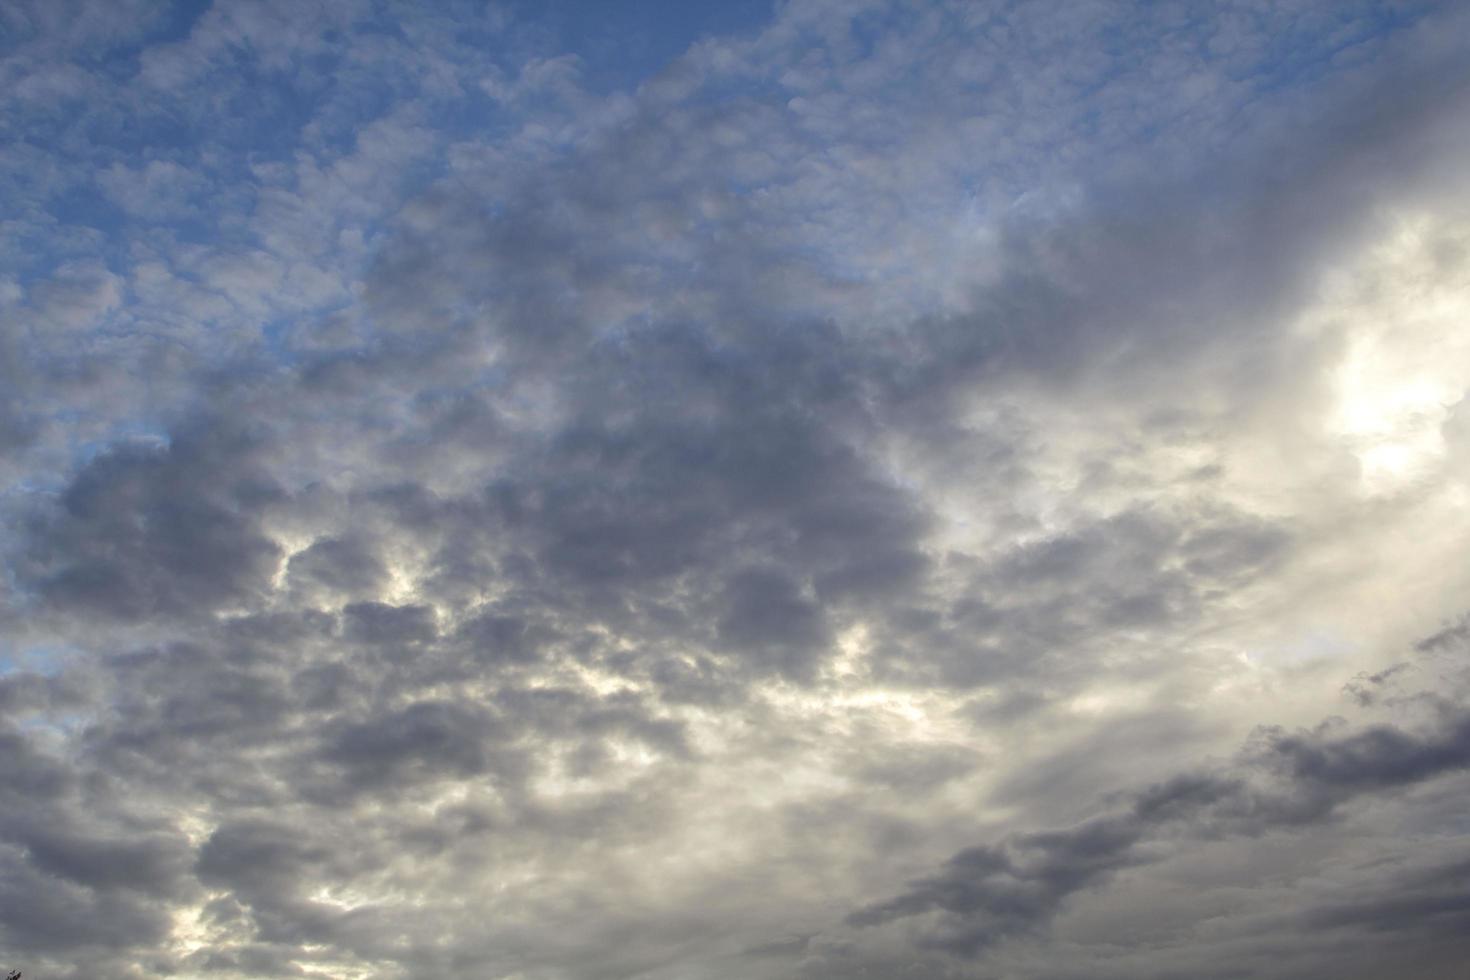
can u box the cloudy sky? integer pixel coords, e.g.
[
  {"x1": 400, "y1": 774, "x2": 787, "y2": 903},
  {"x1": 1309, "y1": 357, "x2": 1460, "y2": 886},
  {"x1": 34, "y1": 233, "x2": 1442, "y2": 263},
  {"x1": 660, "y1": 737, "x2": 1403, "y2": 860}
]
[{"x1": 3, "y1": 1, "x2": 1470, "y2": 977}]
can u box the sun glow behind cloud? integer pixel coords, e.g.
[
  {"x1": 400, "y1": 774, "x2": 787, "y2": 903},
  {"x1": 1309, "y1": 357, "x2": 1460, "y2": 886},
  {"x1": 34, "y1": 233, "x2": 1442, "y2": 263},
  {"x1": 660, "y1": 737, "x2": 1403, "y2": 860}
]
[{"x1": 1322, "y1": 215, "x2": 1470, "y2": 495}]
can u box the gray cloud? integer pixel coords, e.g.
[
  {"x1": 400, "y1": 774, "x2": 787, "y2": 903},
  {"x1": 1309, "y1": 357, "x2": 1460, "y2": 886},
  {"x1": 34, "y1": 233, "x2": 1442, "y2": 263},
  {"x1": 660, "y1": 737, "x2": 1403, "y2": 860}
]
[
  {"x1": 3, "y1": 1, "x2": 1470, "y2": 978},
  {"x1": 19, "y1": 421, "x2": 282, "y2": 623},
  {"x1": 849, "y1": 705, "x2": 1470, "y2": 956}
]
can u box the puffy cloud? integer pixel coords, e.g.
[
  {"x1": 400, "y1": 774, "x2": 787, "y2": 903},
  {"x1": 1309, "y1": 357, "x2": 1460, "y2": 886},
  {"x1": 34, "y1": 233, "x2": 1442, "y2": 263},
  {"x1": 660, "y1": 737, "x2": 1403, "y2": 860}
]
[{"x1": 19, "y1": 421, "x2": 282, "y2": 623}]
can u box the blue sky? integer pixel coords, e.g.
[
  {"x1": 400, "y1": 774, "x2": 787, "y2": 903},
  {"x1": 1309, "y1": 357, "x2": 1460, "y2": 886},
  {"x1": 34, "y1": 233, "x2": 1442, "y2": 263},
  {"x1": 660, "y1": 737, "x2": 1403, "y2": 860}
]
[{"x1": 3, "y1": 2, "x2": 1470, "y2": 978}]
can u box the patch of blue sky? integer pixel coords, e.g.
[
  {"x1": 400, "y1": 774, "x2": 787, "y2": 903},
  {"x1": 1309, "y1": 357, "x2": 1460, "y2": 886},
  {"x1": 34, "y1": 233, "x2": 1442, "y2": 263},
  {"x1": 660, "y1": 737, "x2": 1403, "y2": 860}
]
[
  {"x1": 1237, "y1": 1, "x2": 1435, "y2": 93},
  {"x1": 7, "y1": 2, "x2": 785, "y2": 254},
  {"x1": 140, "y1": 0, "x2": 215, "y2": 48},
  {"x1": 497, "y1": 0, "x2": 774, "y2": 95},
  {"x1": 63, "y1": 422, "x2": 171, "y2": 473},
  {"x1": 262, "y1": 301, "x2": 360, "y2": 365},
  {"x1": 8, "y1": 205, "x2": 123, "y2": 284},
  {"x1": 0, "y1": 642, "x2": 79, "y2": 679}
]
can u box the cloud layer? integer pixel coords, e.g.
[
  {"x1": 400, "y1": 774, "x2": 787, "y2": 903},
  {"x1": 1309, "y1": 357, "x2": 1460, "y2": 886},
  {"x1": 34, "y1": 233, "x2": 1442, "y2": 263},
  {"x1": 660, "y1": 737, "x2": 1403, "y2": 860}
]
[{"x1": 3, "y1": 1, "x2": 1470, "y2": 977}]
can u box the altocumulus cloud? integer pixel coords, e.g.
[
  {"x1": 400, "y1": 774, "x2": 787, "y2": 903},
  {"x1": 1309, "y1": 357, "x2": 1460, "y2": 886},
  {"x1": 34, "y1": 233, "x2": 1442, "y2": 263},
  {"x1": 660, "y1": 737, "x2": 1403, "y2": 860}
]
[{"x1": 3, "y1": 1, "x2": 1470, "y2": 978}]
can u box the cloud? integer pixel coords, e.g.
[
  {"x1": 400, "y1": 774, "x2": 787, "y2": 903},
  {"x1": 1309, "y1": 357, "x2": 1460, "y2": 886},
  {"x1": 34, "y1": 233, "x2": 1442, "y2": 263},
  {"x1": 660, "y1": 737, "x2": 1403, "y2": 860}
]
[
  {"x1": 848, "y1": 705, "x2": 1470, "y2": 956},
  {"x1": 2, "y1": 1, "x2": 1470, "y2": 978},
  {"x1": 19, "y1": 420, "x2": 282, "y2": 623},
  {"x1": 22, "y1": 262, "x2": 123, "y2": 332}
]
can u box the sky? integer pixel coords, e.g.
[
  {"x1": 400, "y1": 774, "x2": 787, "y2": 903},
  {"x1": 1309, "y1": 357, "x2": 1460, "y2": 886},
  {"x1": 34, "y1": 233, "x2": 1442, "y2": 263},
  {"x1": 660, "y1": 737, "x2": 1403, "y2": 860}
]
[{"x1": 2, "y1": 1, "x2": 1470, "y2": 977}]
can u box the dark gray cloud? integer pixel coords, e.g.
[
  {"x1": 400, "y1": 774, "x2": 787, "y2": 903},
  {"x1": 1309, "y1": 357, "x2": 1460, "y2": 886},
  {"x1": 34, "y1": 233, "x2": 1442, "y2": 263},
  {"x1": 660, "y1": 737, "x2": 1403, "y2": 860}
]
[
  {"x1": 848, "y1": 704, "x2": 1470, "y2": 956},
  {"x1": 1304, "y1": 854, "x2": 1470, "y2": 938},
  {"x1": 285, "y1": 534, "x2": 387, "y2": 600},
  {"x1": 1416, "y1": 615, "x2": 1470, "y2": 654},
  {"x1": 1342, "y1": 662, "x2": 1410, "y2": 707},
  {"x1": 18, "y1": 421, "x2": 282, "y2": 623},
  {"x1": 0, "y1": 718, "x2": 194, "y2": 967}
]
